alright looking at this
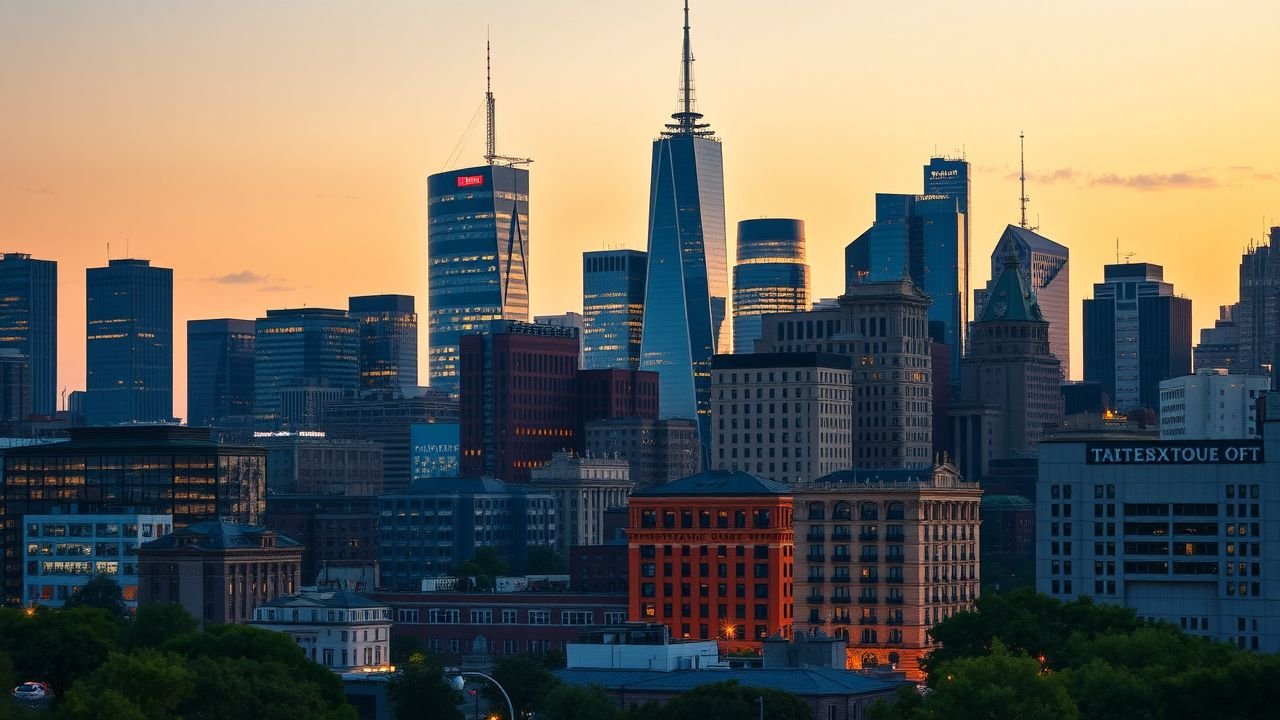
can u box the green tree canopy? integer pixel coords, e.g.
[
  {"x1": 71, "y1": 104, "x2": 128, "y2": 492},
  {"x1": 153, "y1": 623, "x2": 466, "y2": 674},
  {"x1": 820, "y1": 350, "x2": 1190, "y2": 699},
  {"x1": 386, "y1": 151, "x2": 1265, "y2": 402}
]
[
  {"x1": 525, "y1": 546, "x2": 566, "y2": 574},
  {"x1": 64, "y1": 574, "x2": 129, "y2": 621},
  {"x1": 124, "y1": 603, "x2": 197, "y2": 650},
  {"x1": 0, "y1": 606, "x2": 120, "y2": 693},
  {"x1": 387, "y1": 660, "x2": 463, "y2": 720},
  {"x1": 536, "y1": 683, "x2": 617, "y2": 720},
  {"x1": 625, "y1": 681, "x2": 810, "y2": 720},
  {"x1": 487, "y1": 655, "x2": 557, "y2": 719}
]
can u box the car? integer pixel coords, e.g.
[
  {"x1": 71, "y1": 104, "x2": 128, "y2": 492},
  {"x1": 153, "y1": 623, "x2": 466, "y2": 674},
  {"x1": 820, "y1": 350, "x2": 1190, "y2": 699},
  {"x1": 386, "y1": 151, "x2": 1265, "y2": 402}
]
[{"x1": 12, "y1": 682, "x2": 51, "y2": 701}]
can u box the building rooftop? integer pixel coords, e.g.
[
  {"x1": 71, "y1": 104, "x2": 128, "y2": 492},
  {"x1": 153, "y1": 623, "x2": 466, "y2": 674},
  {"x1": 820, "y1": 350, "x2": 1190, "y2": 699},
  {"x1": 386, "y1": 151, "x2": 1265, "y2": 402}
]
[
  {"x1": 981, "y1": 494, "x2": 1034, "y2": 510},
  {"x1": 631, "y1": 470, "x2": 791, "y2": 497},
  {"x1": 808, "y1": 465, "x2": 967, "y2": 487},
  {"x1": 555, "y1": 666, "x2": 902, "y2": 697},
  {"x1": 976, "y1": 249, "x2": 1044, "y2": 323},
  {"x1": 1001, "y1": 224, "x2": 1067, "y2": 255},
  {"x1": 1, "y1": 425, "x2": 263, "y2": 456},
  {"x1": 142, "y1": 521, "x2": 301, "y2": 552},
  {"x1": 257, "y1": 589, "x2": 387, "y2": 611},
  {"x1": 711, "y1": 352, "x2": 853, "y2": 371}
]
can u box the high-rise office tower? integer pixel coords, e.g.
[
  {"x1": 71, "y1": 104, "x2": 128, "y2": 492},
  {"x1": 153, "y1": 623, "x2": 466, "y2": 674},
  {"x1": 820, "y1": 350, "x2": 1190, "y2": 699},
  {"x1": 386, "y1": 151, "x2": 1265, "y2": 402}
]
[
  {"x1": 349, "y1": 294, "x2": 418, "y2": 396},
  {"x1": 187, "y1": 318, "x2": 256, "y2": 428},
  {"x1": 975, "y1": 226, "x2": 1070, "y2": 378},
  {"x1": 732, "y1": 218, "x2": 810, "y2": 353},
  {"x1": 85, "y1": 258, "x2": 173, "y2": 425},
  {"x1": 639, "y1": 1, "x2": 729, "y2": 458},
  {"x1": 583, "y1": 250, "x2": 647, "y2": 370},
  {"x1": 1232, "y1": 227, "x2": 1280, "y2": 375},
  {"x1": 846, "y1": 190, "x2": 966, "y2": 377},
  {"x1": 426, "y1": 42, "x2": 531, "y2": 395},
  {"x1": 1194, "y1": 305, "x2": 1239, "y2": 372},
  {"x1": 0, "y1": 253, "x2": 56, "y2": 416},
  {"x1": 1083, "y1": 263, "x2": 1192, "y2": 412},
  {"x1": 254, "y1": 308, "x2": 359, "y2": 429}
]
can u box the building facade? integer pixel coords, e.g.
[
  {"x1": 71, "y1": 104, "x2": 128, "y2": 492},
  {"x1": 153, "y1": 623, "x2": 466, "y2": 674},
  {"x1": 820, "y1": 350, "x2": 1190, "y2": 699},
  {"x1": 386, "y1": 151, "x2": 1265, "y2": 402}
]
[
  {"x1": 974, "y1": 225, "x2": 1070, "y2": 379},
  {"x1": 251, "y1": 589, "x2": 392, "y2": 671},
  {"x1": 255, "y1": 432, "x2": 384, "y2": 496},
  {"x1": 0, "y1": 426, "x2": 266, "y2": 605},
  {"x1": 1194, "y1": 305, "x2": 1240, "y2": 373},
  {"x1": 0, "y1": 253, "x2": 56, "y2": 416},
  {"x1": 639, "y1": 3, "x2": 728, "y2": 458},
  {"x1": 1158, "y1": 369, "x2": 1270, "y2": 440},
  {"x1": 460, "y1": 320, "x2": 580, "y2": 481},
  {"x1": 0, "y1": 350, "x2": 32, "y2": 434},
  {"x1": 710, "y1": 353, "x2": 852, "y2": 484},
  {"x1": 85, "y1": 258, "x2": 173, "y2": 425},
  {"x1": 187, "y1": 318, "x2": 256, "y2": 428},
  {"x1": 22, "y1": 513, "x2": 172, "y2": 609},
  {"x1": 254, "y1": 308, "x2": 359, "y2": 429},
  {"x1": 321, "y1": 392, "x2": 459, "y2": 492},
  {"x1": 349, "y1": 295, "x2": 418, "y2": 396},
  {"x1": 577, "y1": 369, "x2": 660, "y2": 425},
  {"x1": 1233, "y1": 227, "x2": 1280, "y2": 375},
  {"x1": 583, "y1": 418, "x2": 701, "y2": 491},
  {"x1": 627, "y1": 471, "x2": 794, "y2": 646},
  {"x1": 733, "y1": 219, "x2": 810, "y2": 354},
  {"x1": 792, "y1": 464, "x2": 981, "y2": 680},
  {"x1": 378, "y1": 478, "x2": 557, "y2": 590},
  {"x1": 1037, "y1": 409, "x2": 1280, "y2": 652},
  {"x1": 138, "y1": 521, "x2": 302, "y2": 626},
  {"x1": 426, "y1": 164, "x2": 530, "y2": 395},
  {"x1": 265, "y1": 494, "x2": 380, "y2": 588},
  {"x1": 1083, "y1": 263, "x2": 1193, "y2": 413},
  {"x1": 530, "y1": 451, "x2": 633, "y2": 558},
  {"x1": 583, "y1": 250, "x2": 647, "y2": 370}
]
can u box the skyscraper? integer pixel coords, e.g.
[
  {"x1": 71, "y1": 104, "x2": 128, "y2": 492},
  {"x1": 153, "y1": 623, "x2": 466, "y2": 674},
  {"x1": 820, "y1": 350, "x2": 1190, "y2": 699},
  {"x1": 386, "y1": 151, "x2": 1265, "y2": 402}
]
[
  {"x1": 583, "y1": 249, "x2": 647, "y2": 370},
  {"x1": 732, "y1": 218, "x2": 810, "y2": 353},
  {"x1": 1083, "y1": 263, "x2": 1192, "y2": 412},
  {"x1": 254, "y1": 308, "x2": 360, "y2": 429},
  {"x1": 974, "y1": 225, "x2": 1070, "y2": 378},
  {"x1": 349, "y1": 294, "x2": 418, "y2": 396},
  {"x1": 426, "y1": 42, "x2": 531, "y2": 395},
  {"x1": 846, "y1": 191, "x2": 966, "y2": 376},
  {"x1": 187, "y1": 318, "x2": 256, "y2": 427},
  {"x1": 1231, "y1": 227, "x2": 1280, "y2": 375},
  {"x1": 85, "y1": 258, "x2": 173, "y2": 425},
  {"x1": 639, "y1": 1, "x2": 728, "y2": 457},
  {"x1": 0, "y1": 253, "x2": 56, "y2": 416}
]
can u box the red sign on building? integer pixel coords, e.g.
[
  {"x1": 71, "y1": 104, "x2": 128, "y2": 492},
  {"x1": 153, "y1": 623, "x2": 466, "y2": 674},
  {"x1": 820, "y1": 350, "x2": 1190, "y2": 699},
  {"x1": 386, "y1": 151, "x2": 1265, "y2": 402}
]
[{"x1": 456, "y1": 175, "x2": 485, "y2": 188}]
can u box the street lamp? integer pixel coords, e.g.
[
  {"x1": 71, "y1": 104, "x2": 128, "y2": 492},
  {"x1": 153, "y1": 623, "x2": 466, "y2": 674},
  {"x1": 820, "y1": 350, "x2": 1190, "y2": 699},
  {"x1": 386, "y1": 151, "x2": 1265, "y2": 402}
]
[{"x1": 449, "y1": 671, "x2": 516, "y2": 720}]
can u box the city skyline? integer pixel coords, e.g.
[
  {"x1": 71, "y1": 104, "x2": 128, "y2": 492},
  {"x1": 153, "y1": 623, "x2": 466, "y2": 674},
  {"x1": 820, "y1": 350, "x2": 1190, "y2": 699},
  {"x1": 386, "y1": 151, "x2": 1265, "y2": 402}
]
[{"x1": 4, "y1": 1, "x2": 1279, "y2": 420}]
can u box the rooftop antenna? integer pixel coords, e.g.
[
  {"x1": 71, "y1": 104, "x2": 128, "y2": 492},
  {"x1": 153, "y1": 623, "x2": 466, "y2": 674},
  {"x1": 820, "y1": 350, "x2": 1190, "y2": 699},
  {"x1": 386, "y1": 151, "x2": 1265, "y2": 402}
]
[
  {"x1": 1019, "y1": 132, "x2": 1029, "y2": 229},
  {"x1": 663, "y1": 1, "x2": 714, "y2": 138},
  {"x1": 483, "y1": 31, "x2": 532, "y2": 167}
]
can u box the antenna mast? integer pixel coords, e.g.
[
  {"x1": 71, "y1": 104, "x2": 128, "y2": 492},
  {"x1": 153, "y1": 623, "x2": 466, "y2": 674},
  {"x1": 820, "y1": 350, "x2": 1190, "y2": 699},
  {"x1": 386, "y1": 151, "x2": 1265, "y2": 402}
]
[
  {"x1": 663, "y1": 1, "x2": 714, "y2": 138},
  {"x1": 1019, "y1": 131, "x2": 1029, "y2": 229},
  {"x1": 483, "y1": 33, "x2": 531, "y2": 167}
]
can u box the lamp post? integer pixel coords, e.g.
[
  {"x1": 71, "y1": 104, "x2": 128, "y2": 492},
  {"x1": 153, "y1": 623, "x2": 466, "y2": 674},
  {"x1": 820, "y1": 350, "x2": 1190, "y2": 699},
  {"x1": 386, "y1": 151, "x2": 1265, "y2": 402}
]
[{"x1": 449, "y1": 672, "x2": 516, "y2": 720}]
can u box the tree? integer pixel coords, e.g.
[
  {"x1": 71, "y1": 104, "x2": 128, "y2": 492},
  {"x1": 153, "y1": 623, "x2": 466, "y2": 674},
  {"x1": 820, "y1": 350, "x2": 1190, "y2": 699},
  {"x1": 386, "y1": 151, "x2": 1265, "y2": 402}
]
[
  {"x1": 536, "y1": 683, "x2": 617, "y2": 720},
  {"x1": 124, "y1": 603, "x2": 197, "y2": 650},
  {"x1": 64, "y1": 574, "x2": 129, "y2": 620},
  {"x1": 58, "y1": 649, "x2": 195, "y2": 720},
  {"x1": 525, "y1": 546, "x2": 566, "y2": 574},
  {"x1": 0, "y1": 606, "x2": 120, "y2": 693},
  {"x1": 917, "y1": 643, "x2": 1078, "y2": 720},
  {"x1": 388, "y1": 660, "x2": 463, "y2": 720},
  {"x1": 487, "y1": 656, "x2": 558, "y2": 719}
]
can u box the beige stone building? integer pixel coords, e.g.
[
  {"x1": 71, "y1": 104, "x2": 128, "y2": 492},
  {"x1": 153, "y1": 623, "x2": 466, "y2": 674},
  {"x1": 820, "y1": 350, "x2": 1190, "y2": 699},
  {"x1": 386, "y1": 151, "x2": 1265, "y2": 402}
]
[
  {"x1": 531, "y1": 450, "x2": 633, "y2": 557},
  {"x1": 792, "y1": 463, "x2": 981, "y2": 680},
  {"x1": 710, "y1": 352, "x2": 853, "y2": 483}
]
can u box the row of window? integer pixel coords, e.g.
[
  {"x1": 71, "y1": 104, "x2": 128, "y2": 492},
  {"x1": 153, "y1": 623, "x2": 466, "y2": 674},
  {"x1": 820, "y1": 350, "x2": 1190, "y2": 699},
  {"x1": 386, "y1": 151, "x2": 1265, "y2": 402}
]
[{"x1": 395, "y1": 608, "x2": 625, "y2": 626}]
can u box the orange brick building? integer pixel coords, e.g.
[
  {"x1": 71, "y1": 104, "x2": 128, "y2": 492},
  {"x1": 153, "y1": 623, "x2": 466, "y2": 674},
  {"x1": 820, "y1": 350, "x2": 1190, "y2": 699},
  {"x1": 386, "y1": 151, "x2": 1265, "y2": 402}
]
[{"x1": 628, "y1": 471, "x2": 794, "y2": 648}]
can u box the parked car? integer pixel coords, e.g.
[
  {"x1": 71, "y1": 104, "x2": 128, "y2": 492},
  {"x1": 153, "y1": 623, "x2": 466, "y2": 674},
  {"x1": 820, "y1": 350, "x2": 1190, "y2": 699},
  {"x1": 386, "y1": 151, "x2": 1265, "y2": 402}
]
[{"x1": 12, "y1": 682, "x2": 52, "y2": 701}]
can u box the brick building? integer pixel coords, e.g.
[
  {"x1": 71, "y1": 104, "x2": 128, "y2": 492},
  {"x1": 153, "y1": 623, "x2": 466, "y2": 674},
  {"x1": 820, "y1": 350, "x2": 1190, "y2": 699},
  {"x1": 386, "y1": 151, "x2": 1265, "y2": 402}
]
[
  {"x1": 627, "y1": 470, "x2": 794, "y2": 647},
  {"x1": 264, "y1": 494, "x2": 380, "y2": 587}
]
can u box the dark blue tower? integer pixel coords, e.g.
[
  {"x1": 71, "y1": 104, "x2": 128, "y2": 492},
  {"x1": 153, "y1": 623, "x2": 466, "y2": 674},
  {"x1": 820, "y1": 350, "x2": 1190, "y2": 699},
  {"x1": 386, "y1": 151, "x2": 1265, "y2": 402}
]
[
  {"x1": 85, "y1": 259, "x2": 173, "y2": 425},
  {"x1": 733, "y1": 219, "x2": 809, "y2": 352},
  {"x1": 583, "y1": 249, "x2": 647, "y2": 370},
  {"x1": 0, "y1": 253, "x2": 57, "y2": 416},
  {"x1": 639, "y1": 1, "x2": 727, "y2": 460}
]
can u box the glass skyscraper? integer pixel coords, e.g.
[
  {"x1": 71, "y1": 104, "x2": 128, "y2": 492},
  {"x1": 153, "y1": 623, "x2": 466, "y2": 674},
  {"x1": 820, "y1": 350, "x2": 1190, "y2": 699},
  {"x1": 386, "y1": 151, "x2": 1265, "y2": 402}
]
[
  {"x1": 639, "y1": 1, "x2": 728, "y2": 457},
  {"x1": 0, "y1": 253, "x2": 56, "y2": 416},
  {"x1": 733, "y1": 218, "x2": 809, "y2": 353},
  {"x1": 846, "y1": 193, "x2": 966, "y2": 376},
  {"x1": 85, "y1": 259, "x2": 173, "y2": 425},
  {"x1": 426, "y1": 165, "x2": 530, "y2": 394},
  {"x1": 254, "y1": 308, "x2": 359, "y2": 429},
  {"x1": 349, "y1": 294, "x2": 418, "y2": 396},
  {"x1": 187, "y1": 318, "x2": 256, "y2": 427},
  {"x1": 583, "y1": 249, "x2": 647, "y2": 370}
]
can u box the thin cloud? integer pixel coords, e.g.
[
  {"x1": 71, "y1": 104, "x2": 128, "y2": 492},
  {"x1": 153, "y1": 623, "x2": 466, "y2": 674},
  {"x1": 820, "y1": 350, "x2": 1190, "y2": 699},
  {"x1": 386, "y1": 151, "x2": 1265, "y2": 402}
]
[
  {"x1": 206, "y1": 270, "x2": 273, "y2": 284},
  {"x1": 22, "y1": 187, "x2": 54, "y2": 195},
  {"x1": 1006, "y1": 168, "x2": 1078, "y2": 184},
  {"x1": 1091, "y1": 172, "x2": 1217, "y2": 190},
  {"x1": 258, "y1": 285, "x2": 294, "y2": 293},
  {"x1": 1254, "y1": 173, "x2": 1277, "y2": 182}
]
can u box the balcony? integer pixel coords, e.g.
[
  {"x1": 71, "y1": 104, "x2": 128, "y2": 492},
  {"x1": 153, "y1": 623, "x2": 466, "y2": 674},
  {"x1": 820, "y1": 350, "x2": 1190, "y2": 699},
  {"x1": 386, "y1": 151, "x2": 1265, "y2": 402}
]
[
  {"x1": 857, "y1": 596, "x2": 879, "y2": 605},
  {"x1": 805, "y1": 530, "x2": 825, "y2": 541},
  {"x1": 885, "y1": 553, "x2": 905, "y2": 563},
  {"x1": 806, "y1": 553, "x2": 825, "y2": 563},
  {"x1": 805, "y1": 593, "x2": 824, "y2": 603},
  {"x1": 831, "y1": 575, "x2": 851, "y2": 584},
  {"x1": 886, "y1": 530, "x2": 905, "y2": 541},
  {"x1": 886, "y1": 576, "x2": 904, "y2": 584},
  {"x1": 858, "y1": 531, "x2": 879, "y2": 542},
  {"x1": 860, "y1": 575, "x2": 880, "y2": 584},
  {"x1": 832, "y1": 617, "x2": 852, "y2": 625},
  {"x1": 886, "y1": 596, "x2": 905, "y2": 605},
  {"x1": 858, "y1": 553, "x2": 879, "y2": 563},
  {"x1": 805, "y1": 576, "x2": 825, "y2": 584},
  {"x1": 832, "y1": 528, "x2": 852, "y2": 540},
  {"x1": 858, "y1": 617, "x2": 879, "y2": 625},
  {"x1": 832, "y1": 553, "x2": 853, "y2": 564},
  {"x1": 886, "y1": 617, "x2": 905, "y2": 625},
  {"x1": 831, "y1": 596, "x2": 851, "y2": 604}
]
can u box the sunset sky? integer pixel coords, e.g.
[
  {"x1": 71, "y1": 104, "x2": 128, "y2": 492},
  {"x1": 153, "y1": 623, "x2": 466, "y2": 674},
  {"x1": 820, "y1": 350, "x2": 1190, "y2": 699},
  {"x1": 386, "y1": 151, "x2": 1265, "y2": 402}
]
[{"x1": 3, "y1": 0, "x2": 1278, "y2": 420}]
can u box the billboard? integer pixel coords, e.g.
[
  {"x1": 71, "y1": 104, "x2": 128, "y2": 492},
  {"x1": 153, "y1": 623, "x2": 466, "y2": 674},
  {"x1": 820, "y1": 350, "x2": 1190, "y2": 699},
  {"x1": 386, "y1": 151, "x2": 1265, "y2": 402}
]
[{"x1": 411, "y1": 422, "x2": 460, "y2": 480}]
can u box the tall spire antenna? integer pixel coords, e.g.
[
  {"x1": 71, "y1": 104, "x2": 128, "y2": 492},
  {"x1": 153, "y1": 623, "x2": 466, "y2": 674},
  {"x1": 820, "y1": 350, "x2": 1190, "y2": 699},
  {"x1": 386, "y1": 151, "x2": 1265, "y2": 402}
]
[
  {"x1": 663, "y1": 1, "x2": 714, "y2": 138},
  {"x1": 483, "y1": 31, "x2": 531, "y2": 167},
  {"x1": 1019, "y1": 131, "x2": 1030, "y2": 229}
]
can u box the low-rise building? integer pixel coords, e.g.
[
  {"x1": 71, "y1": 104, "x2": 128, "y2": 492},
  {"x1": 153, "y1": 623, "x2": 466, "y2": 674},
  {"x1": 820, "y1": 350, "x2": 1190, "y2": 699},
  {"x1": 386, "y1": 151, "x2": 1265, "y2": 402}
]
[
  {"x1": 22, "y1": 513, "x2": 172, "y2": 609},
  {"x1": 265, "y1": 494, "x2": 380, "y2": 587},
  {"x1": 531, "y1": 451, "x2": 632, "y2": 558},
  {"x1": 251, "y1": 589, "x2": 392, "y2": 672},
  {"x1": 138, "y1": 521, "x2": 302, "y2": 626}
]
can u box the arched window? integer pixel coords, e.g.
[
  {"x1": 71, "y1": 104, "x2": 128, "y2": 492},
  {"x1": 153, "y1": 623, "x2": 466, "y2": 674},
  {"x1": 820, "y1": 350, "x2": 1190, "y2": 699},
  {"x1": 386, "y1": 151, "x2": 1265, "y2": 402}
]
[
  {"x1": 833, "y1": 502, "x2": 852, "y2": 520},
  {"x1": 807, "y1": 502, "x2": 826, "y2": 521},
  {"x1": 860, "y1": 502, "x2": 879, "y2": 521},
  {"x1": 887, "y1": 502, "x2": 905, "y2": 520}
]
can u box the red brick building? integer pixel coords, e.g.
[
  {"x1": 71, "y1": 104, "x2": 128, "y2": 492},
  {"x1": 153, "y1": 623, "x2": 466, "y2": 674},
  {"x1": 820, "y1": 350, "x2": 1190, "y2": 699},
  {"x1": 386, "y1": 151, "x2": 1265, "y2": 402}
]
[
  {"x1": 627, "y1": 470, "x2": 794, "y2": 648},
  {"x1": 577, "y1": 369, "x2": 659, "y2": 425}
]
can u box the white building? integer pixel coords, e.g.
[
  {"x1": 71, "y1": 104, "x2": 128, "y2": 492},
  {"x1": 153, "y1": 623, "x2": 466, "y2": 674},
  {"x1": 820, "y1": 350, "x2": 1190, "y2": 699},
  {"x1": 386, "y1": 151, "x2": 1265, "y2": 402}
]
[
  {"x1": 1159, "y1": 369, "x2": 1270, "y2": 440},
  {"x1": 251, "y1": 589, "x2": 392, "y2": 672},
  {"x1": 23, "y1": 513, "x2": 172, "y2": 609},
  {"x1": 566, "y1": 624, "x2": 720, "y2": 671},
  {"x1": 1037, "y1": 392, "x2": 1280, "y2": 651},
  {"x1": 530, "y1": 451, "x2": 632, "y2": 557}
]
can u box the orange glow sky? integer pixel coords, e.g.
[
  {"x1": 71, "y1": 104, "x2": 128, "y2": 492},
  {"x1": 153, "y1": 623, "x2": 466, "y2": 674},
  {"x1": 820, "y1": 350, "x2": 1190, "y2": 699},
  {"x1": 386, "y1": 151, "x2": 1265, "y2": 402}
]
[{"x1": 3, "y1": 0, "x2": 1278, "y2": 420}]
